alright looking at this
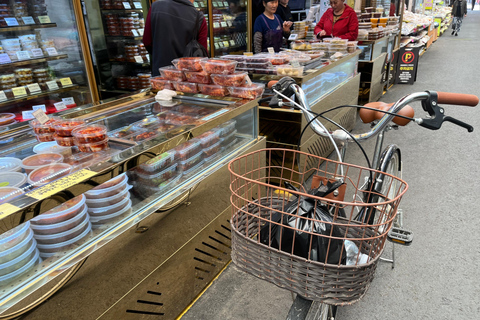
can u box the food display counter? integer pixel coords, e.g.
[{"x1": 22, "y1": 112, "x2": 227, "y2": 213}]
[{"x1": 0, "y1": 92, "x2": 264, "y2": 319}]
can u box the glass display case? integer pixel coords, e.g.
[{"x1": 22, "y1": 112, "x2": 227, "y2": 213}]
[
  {"x1": 0, "y1": 0, "x2": 95, "y2": 126},
  {"x1": 81, "y1": 0, "x2": 151, "y2": 100},
  {"x1": 0, "y1": 94, "x2": 259, "y2": 316}
]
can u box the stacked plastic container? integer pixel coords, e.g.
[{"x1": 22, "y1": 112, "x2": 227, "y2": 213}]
[
  {"x1": 214, "y1": 120, "x2": 237, "y2": 151},
  {"x1": 71, "y1": 124, "x2": 109, "y2": 153},
  {"x1": 30, "y1": 195, "x2": 91, "y2": 259},
  {"x1": 0, "y1": 222, "x2": 40, "y2": 286},
  {"x1": 85, "y1": 173, "x2": 133, "y2": 227},
  {"x1": 134, "y1": 150, "x2": 180, "y2": 196}
]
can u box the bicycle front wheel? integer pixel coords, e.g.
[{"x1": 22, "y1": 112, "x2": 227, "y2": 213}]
[{"x1": 287, "y1": 295, "x2": 337, "y2": 320}]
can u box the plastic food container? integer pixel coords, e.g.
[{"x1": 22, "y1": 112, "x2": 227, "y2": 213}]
[
  {"x1": 157, "y1": 112, "x2": 201, "y2": 126},
  {"x1": 72, "y1": 125, "x2": 108, "y2": 144},
  {"x1": 184, "y1": 71, "x2": 211, "y2": 84},
  {"x1": 201, "y1": 59, "x2": 237, "y2": 74},
  {"x1": 0, "y1": 248, "x2": 39, "y2": 286},
  {"x1": 138, "y1": 151, "x2": 176, "y2": 173},
  {"x1": 150, "y1": 77, "x2": 173, "y2": 91},
  {"x1": 36, "y1": 222, "x2": 92, "y2": 254},
  {"x1": 36, "y1": 133, "x2": 55, "y2": 142},
  {"x1": 159, "y1": 66, "x2": 185, "y2": 81},
  {"x1": 220, "y1": 129, "x2": 237, "y2": 146},
  {"x1": 27, "y1": 163, "x2": 73, "y2": 186},
  {"x1": 220, "y1": 55, "x2": 246, "y2": 61},
  {"x1": 0, "y1": 157, "x2": 22, "y2": 173},
  {"x1": 0, "y1": 228, "x2": 34, "y2": 264},
  {"x1": 0, "y1": 240, "x2": 37, "y2": 276},
  {"x1": 52, "y1": 119, "x2": 86, "y2": 137},
  {"x1": 172, "y1": 57, "x2": 207, "y2": 72},
  {"x1": 29, "y1": 117, "x2": 59, "y2": 134},
  {"x1": 173, "y1": 81, "x2": 198, "y2": 94},
  {"x1": 179, "y1": 157, "x2": 204, "y2": 177},
  {"x1": 87, "y1": 193, "x2": 132, "y2": 217},
  {"x1": 227, "y1": 83, "x2": 265, "y2": 100},
  {"x1": 136, "y1": 163, "x2": 178, "y2": 187},
  {"x1": 173, "y1": 139, "x2": 202, "y2": 161},
  {"x1": 210, "y1": 72, "x2": 247, "y2": 87},
  {"x1": 90, "y1": 206, "x2": 132, "y2": 227},
  {"x1": 132, "y1": 116, "x2": 161, "y2": 130},
  {"x1": 213, "y1": 120, "x2": 236, "y2": 138},
  {"x1": 33, "y1": 142, "x2": 72, "y2": 157},
  {"x1": 33, "y1": 214, "x2": 90, "y2": 245},
  {"x1": 170, "y1": 105, "x2": 215, "y2": 116},
  {"x1": 108, "y1": 126, "x2": 137, "y2": 139},
  {"x1": 197, "y1": 130, "x2": 220, "y2": 148},
  {"x1": 0, "y1": 172, "x2": 27, "y2": 188},
  {"x1": 31, "y1": 194, "x2": 86, "y2": 226},
  {"x1": 197, "y1": 84, "x2": 228, "y2": 97},
  {"x1": 203, "y1": 141, "x2": 221, "y2": 160},
  {"x1": 0, "y1": 187, "x2": 24, "y2": 204},
  {"x1": 75, "y1": 138, "x2": 109, "y2": 153},
  {"x1": 0, "y1": 113, "x2": 16, "y2": 126},
  {"x1": 177, "y1": 151, "x2": 204, "y2": 172},
  {"x1": 0, "y1": 222, "x2": 31, "y2": 252},
  {"x1": 53, "y1": 134, "x2": 75, "y2": 147},
  {"x1": 84, "y1": 173, "x2": 129, "y2": 199},
  {"x1": 276, "y1": 65, "x2": 304, "y2": 77},
  {"x1": 21, "y1": 153, "x2": 64, "y2": 174},
  {"x1": 85, "y1": 186, "x2": 131, "y2": 209},
  {"x1": 30, "y1": 204, "x2": 88, "y2": 234}
]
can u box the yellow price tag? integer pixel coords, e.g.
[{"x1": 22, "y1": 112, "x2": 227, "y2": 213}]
[
  {"x1": 0, "y1": 203, "x2": 21, "y2": 220},
  {"x1": 60, "y1": 77, "x2": 73, "y2": 86},
  {"x1": 37, "y1": 16, "x2": 51, "y2": 24},
  {"x1": 26, "y1": 169, "x2": 97, "y2": 201},
  {"x1": 12, "y1": 86, "x2": 27, "y2": 97}
]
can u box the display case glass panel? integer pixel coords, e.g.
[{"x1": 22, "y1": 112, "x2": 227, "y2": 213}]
[{"x1": 211, "y1": 0, "x2": 247, "y2": 57}]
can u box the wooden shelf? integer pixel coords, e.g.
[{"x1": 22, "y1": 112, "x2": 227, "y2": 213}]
[
  {"x1": 0, "y1": 23, "x2": 57, "y2": 33},
  {"x1": 0, "y1": 54, "x2": 68, "y2": 70},
  {"x1": 0, "y1": 84, "x2": 79, "y2": 107}
]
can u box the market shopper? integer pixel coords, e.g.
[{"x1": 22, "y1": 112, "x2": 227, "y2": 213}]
[
  {"x1": 451, "y1": 0, "x2": 467, "y2": 36},
  {"x1": 314, "y1": 0, "x2": 358, "y2": 41},
  {"x1": 253, "y1": 0, "x2": 293, "y2": 53},
  {"x1": 275, "y1": 0, "x2": 294, "y2": 25},
  {"x1": 142, "y1": 0, "x2": 208, "y2": 76}
]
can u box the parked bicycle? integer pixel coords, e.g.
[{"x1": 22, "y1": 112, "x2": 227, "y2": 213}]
[{"x1": 228, "y1": 77, "x2": 478, "y2": 319}]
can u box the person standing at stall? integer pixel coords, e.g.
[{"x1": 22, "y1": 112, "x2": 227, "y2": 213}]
[
  {"x1": 314, "y1": 0, "x2": 358, "y2": 41},
  {"x1": 142, "y1": 0, "x2": 208, "y2": 76},
  {"x1": 253, "y1": 0, "x2": 293, "y2": 53},
  {"x1": 451, "y1": 0, "x2": 467, "y2": 36},
  {"x1": 276, "y1": 0, "x2": 293, "y2": 25}
]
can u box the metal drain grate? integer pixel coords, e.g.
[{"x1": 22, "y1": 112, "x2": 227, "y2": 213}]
[{"x1": 125, "y1": 291, "x2": 164, "y2": 316}]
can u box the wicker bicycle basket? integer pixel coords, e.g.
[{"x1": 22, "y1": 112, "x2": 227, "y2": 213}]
[{"x1": 229, "y1": 148, "x2": 408, "y2": 306}]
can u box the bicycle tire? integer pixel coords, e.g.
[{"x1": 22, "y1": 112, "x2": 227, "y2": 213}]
[{"x1": 287, "y1": 295, "x2": 336, "y2": 320}]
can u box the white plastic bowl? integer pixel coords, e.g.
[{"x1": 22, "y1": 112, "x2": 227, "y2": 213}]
[
  {"x1": 0, "y1": 172, "x2": 27, "y2": 188},
  {"x1": 30, "y1": 194, "x2": 86, "y2": 226},
  {"x1": 0, "y1": 249, "x2": 40, "y2": 286},
  {"x1": 30, "y1": 205, "x2": 88, "y2": 235},
  {"x1": 33, "y1": 141, "x2": 72, "y2": 157},
  {"x1": 84, "y1": 173, "x2": 129, "y2": 199},
  {"x1": 0, "y1": 240, "x2": 37, "y2": 276},
  {"x1": 85, "y1": 184, "x2": 131, "y2": 209},
  {"x1": 90, "y1": 203, "x2": 132, "y2": 226},
  {"x1": 0, "y1": 222, "x2": 31, "y2": 252},
  {"x1": 0, "y1": 229, "x2": 34, "y2": 264},
  {"x1": 0, "y1": 157, "x2": 22, "y2": 173},
  {"x1": 87, "y1": 196, "x2": 131, "y2": 217},
  {"x1": 37, "y1": 222, "x2": 92, "y2": 254},
  {"x1": 0, "y1": 186, "x2": 24, "y2": 204},
  {"x1": 33, "y1": 213, "x2": 90, "y2": 245}
]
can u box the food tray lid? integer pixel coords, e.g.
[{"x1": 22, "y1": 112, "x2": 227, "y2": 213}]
[
  {"x1": 31, "y1": 205, "x2": 88, "y2": 230},
  {"x1": 138, "y1": 151, "x2": 176, "y2": 173},
  {"x1": 0, "y1": 222, "x2": 30, "y2": 247},
  {"x1": 87, "y1": 194, "x2": 131, "y2": 214},
  {"x1": 30, "y1": 195, "x2": 86, "y2": 224},
  {"x1": 0, "y1": 239, "x2": 36, "y2": 270},
  {"x1": 37, "y1": 221, "x2": 92, "y2": 250},
  {"x1": 173, "y1": 139, "x2": 201, "y2": 157},
  {"x1": 89, "y1": 201, "x2": 132, "y2": 223},
  {"x1": 197, "y1": 130, "x2": 220, "y2": 145},
  {"x1": 0, "y1": 157, "x2": 22, "y2": 173},
  {"x1": 0, "y1": 172, "x2": 27, "y2": 188},
  {"x1": 135, "y1": 163, "x2": 177, "y2": 180},
  {"x1": 33, "y1": 212, "x2": 89, "y2": 241},
  {"x1": 0, "y1": 248, "x2": 39, "y2": 284}
]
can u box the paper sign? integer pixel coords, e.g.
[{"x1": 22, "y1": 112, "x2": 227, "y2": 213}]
[
  {"x1": 214, "y1": 43, "x2": 220, "y2": 50},
  {"x1": 133, "y1": 2, "x2": 142, "y2": 8},
  {"x1": 31, "y1": 48, "x2": 44, "y2": 57},
  {"x1": 54, "y1": 101, "x2": 67, "y2": 110},
  {"x1": 46, "y1": 80, "x2": 59, "y2": 90},
  {"x1": 229, "y1": 40, "x2": 235, "y2": 46},
  {"x1": 223, "y1": 41, "x2": 229, "y2": 47},
  {"x1": 220, "y1": 22, "x2": 227, "y2": 28},
  {"x1": 213, "y1": 22, "x2": 220, "y2": 28},
  {"x1": 37, "y1": 16, "x2": 51, "y2": 24},
  {"x1": 0, "y1": 53, "x2": 12, "y2": 64},
  {"x1": 45, "y1": 47, "x2": 58, "y2": 56},
  {"x1": 194, "y1": 2, "x2": 199, "y2": 7},
  {"x1": 22, "y1": 16, "x2": 35, "y2": 24},
  {"x1": 288, "y1": 33, "x2": 299, "y2": 40},
  {"x1": 227, "y1": 21, "x2": 233, "y2": 27},
  {"x1": 4, "y1": 18, "x2": 19, "y2": 26},
  {"x1": 12, "y1": 87, "x2": 28, "y2": 97},
  {"x1": 131, "y1": 29, "x2": 139, "y2": 36},
  {"x1": 22, "y1": 110, "x2": 35, "y2": 120},
  {"x1": 291, "y1": 60, "x2": 301, "y2": 67},
  {"x1": 267, "y1": 47, "x2": 275, "y2": 54},
  {"x1": 0, "y1": 203, "x2": 22, "y2": 220},
  {"x1": 60, "y1": 77, "x2": 73, "y2": 86},
  {"x1": 16, "y1": 51, "x2": 31, "y2": 60},
  {"x1": 0, "y1": 91, "x2": 7, "y2": 102},
  {"x1": 62, "y1": 97, "x2": 75, "y2": 105},
  {"x1": 137, "y1": 29, "x2": 144, "y2": 36},
  {"x1": 32, "y1": 109, "x2": 49, "y2": 124},
  {"x1": 27, "y1": 83, "x2": 41, "y2": 93},
  {"x1": 223, "y1": 1, "x2": 229, "y2": 7},
  {"x1": 26, "y1": 169, "x2": 98, "y2": 200},
  {"x1": 32, "y1": 104, "x2": 46, "y2": 112},
  {"x1": 134, "y1": 55, "x2": 144, "y2": 63},
  {"x1": 123, "y1": 2, "x2": 131, "y2": 9},
  {"x1": 213, "y1": 1, "x2": 219, "y2": 7}
]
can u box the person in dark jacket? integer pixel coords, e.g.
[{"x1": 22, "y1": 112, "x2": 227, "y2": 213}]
[
  {"x1": 276, "y1": 0, "x2": 293, "y2": 25},
  {"x1": 143, "y1": 0, "x2": 208, "y2": 76},
  {"x1": 451, "y1": 0, "x2": 467, "y2": 36}
]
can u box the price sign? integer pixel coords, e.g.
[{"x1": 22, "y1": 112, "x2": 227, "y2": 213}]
[
  {"x1": 214, "y1": 43, "x2": 220, "y2": 50},
  {"x1": 4, "y1": 18, "x2": 19, "y2": 26},
  {"x1": 32, "y1": 109, "x2": 49, "y2": 124},
  {"x1": 213, "y1": 1, "x2": 218, "y2": 7},
  {"x1": 54, "y1": 101, "x2": 67, "y2": 111},
  {"x1": 27, "y1": 83, "x2": 41, "y2": 93},
  {"x1": 32, "y1": 104, "x2": 47, "y2": 112},
  {"x1": 227, "y1": 21, "x2": 232, "y2": 27},
  {"x1": 220, "y1": 22, "x2": 227, "y2": 28},
  {"x1": 22, "y1": 16, "x2": 35, "y2": 24},
  {"x1": 62, "y1": 97, "x2": 75, "y2": 105},
  {"x1": 45, "y1": 47, "x2": 58, "y2": 56},
  {"x1": 59, "y1": 77, "x2": 73, "y2": 86},
  {"x1": 31, "y1": 48, "x2": 44, "y2": 57},
  {"x1": 0, "y1": 91, "x2": 7, "y2": 102},
  {"x1": 0, "y1": 203, "x2": 21, "y2": 220},
  {"x1": 213, "y1": 22, "x2": 220, "y2": 29},
  {"x1": 288, "y1": 33, "x2": 299, "y2": 41},
  {"x1": 37, "y1": 16, "x2": 51, "y2": 24},
  {"x1": 123, "y1": 2, "x2": 132, "y2": 9},
  {"x1": 137, "y1": 28, "x2": 144, "y2": 36},
  {"x1": 46, "y1": 80, "x2": 59, "y2": 91},
  {"x1": 267, "y1": 47, "x2": 275, "y2": 54},
  {"x1": 134, "y1": 55, "x2": 144, "y2": 63},
  {"x1": 229, "y1": 40, "x2": 235, "y2": 46},
  {"x1": 243, "y1": 52, "x2": 253, "y2": 56},
  {"x1": 0, "y1": 54, "x2": 12, "y2": 64},
  {"x1": 12, "y1": 86, "x2": 27, "y2": 97},
  {"x1": 218, "y1": 42, "x2": 224, "y2": 48},
  {"x1": 131, "y1": 29, "x2": 139, "y2": 36},
  {"x1": 223, "y1": 1, "x2": 229, "y2": 7},
  {"x1": 133, "y1": 2, "x2": 142, "y2": 8},
  {"x1": 291, "y1": 60, "x2": 301, "y2": 67},
  {"x1": 194, "y1": 2, "x2": 199, "y2": 7},
  {"x1": 223, "y1": 41, "x2": 229, "y2": 47},
  {"x1": 16, "y1": 51, "x2": 31, "y2": 61},
  {"x1": 22, "y1": 111, "x2": 35, "y2": 120}
]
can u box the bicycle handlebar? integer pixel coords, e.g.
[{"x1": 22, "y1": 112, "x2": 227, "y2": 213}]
[{"x1": 436, "y1": 92, "x2": 479, "y2": 106}]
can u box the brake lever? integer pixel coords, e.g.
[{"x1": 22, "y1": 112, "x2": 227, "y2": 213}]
[
  {"x1": 443, "y1": 116, "x2": 474, "y2": 132},
  {"x1": 418, "y1": 105, "x2": 474, "y2": 132}
]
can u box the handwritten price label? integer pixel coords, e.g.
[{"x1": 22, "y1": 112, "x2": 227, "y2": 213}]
[
  {"x1": 59, "y1": 77, "x2": 73, "y2": 86},
  {"x1": 12, "y1": 87, "x2": 27, "y2": 97},
  {"x1": 32, "y1": 109, "x2": 49, "y2": 124}
]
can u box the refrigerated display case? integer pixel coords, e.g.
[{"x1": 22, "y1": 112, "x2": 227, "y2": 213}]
[
  {"x1": 0, "y1": 93, "x2": 261, "y2": 318},
  {"x1": 81, "y1": 0, "x2": 151, "y2": 100},
  {"x1": 0, "y1": 0, "x2": 97, "y2": 125}
]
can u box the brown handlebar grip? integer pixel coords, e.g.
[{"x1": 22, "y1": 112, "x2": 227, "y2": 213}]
[
  {"x1": 267, "y1": 80, "x2": 278, "y2": 89},
  {"x1": 436, "y1": 92, "x2": 479, "y2": 106}
]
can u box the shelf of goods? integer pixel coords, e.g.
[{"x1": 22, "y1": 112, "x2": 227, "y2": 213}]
[
  {"x1": 0, "y1": 0, "x2": 95, "y2": 125},
  {"x1": 251, "y1": 51, "x2": 361, "y2": 180},
  {"x1": 82, "y1": 0, "x2": 151, "y2": 100},
  {"x1": 0, "y1": 91, "x2": 264, "y2": 319}
]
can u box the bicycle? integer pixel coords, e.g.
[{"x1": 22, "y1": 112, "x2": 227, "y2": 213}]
[{"x1": 228, "y1": 77, "x2": 478, "y2": 320}]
